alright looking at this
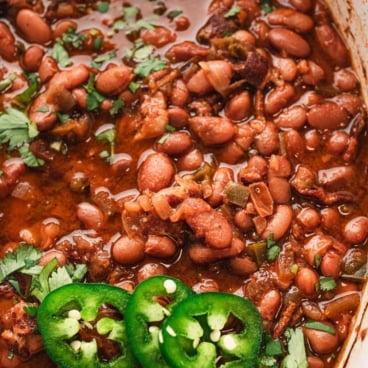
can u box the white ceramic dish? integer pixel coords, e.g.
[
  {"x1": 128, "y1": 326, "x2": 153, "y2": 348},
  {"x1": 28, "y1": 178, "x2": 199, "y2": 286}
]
[{"x1": 324, "y1": 1, "x2": 368, "y2": 366}]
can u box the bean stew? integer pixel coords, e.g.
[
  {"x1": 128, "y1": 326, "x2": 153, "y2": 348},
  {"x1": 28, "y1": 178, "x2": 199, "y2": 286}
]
[{"x1": 0, "y1": 0, "x2": 367, "y2": 367}]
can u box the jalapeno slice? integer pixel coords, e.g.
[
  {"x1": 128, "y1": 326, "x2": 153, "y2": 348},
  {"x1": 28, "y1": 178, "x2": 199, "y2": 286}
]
[
  {"x1": 37, "y1": 283, "x2": 136, "y2": 368},
  {"x1": 158, "y1": 292, "x2": 262, "y2": 368},
  {"x1": 125, "y1": 275, "x2": 194, "y2": 368}
]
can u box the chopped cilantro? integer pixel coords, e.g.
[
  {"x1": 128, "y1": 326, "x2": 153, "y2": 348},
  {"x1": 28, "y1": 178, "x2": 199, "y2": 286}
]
[
  {"x1": 304, "y1": 321, "x2": 336, "y2": 335},
  {"x1": 134, "y1": 57, "x2": 167, "y2": 77},
  {"x1": 51, "y1": 42, "x2": 73, "y2": 67},
  {"x1": 123, "y1": 6, "x2": 139, "y2": 20},
  {"x1": 35, "y1": 106, "x2": 50, "y2": 113},
  {"x1": 95, "y1": 126, "x2": 116, "y2": 144},
  {"x1": 314, "y1": 254, "x2": 321, "y2": 268},
  {"x1": 23, "y1": 304, "x2": 38, "y2": 317},
  {"x1": 110, "y1": 98, "x2": 125, "y2": 115},
  {"x1": 83, "y1": 74, "x2": 105, "y2": 111},
  {"x1": 113, "y1": 19, "x2": 126, "y2": 31},
  {"x1": 265, "y1": 338, "x2": 284, "y2": 356},
  {"x1": 260, "y1": 0, "x2": 275, "y2": 15},
  {"x1": 281, "y1": 328, "x2": 308, "y2": 368},
  {"x1": 128, "y1": 81, "x2": 141, "y2": 93},
  {"x1": 97, "y1": 1, "x2": 109, "y2": 13},
  {"x1": 266, "y1": 232, "x2": 281, "y2": 261},
  {"x1": 0, "y1": 73, "x2": 17, "y2": 93},
  {"x1": 224, "y1": 5, "x2": 241, "y2": 18},
  {"x1": 61, "y1": 27, "x2": 85, "y2": 49},
  {"x1": 167, "y1": 9, "x2": 183, "y2": 19},
  {"x1": 91, "y1": 50, "x2": 117, "y2": 69},
  {"x1": 19, "y1": 145, "x2": 44, "y2": 167},
  {"x1": 319, "y1": 276, "x2": 337, "y2": 291},
  {"x1": 127, "y1": 18, "x2": 155, "y2": 33},
  {"x1": 12, "y1": 73, "x2": 39, "y2": 109}
]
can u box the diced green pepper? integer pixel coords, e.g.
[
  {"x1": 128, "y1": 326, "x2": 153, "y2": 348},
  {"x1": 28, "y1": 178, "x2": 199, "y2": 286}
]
[
  {"x1": 159, "y1": 292, "x2": 263, "y2": 368},
  {"x1": 125, "y1": 275, "x2": 194, "y2": 368},
  {"x1": 37, "y1": 283, "x2": 136, "y2": 368}
]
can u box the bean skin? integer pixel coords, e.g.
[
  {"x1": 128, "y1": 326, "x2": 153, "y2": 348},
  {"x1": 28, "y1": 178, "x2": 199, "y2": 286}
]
[
  {"x1": 295, "y1": 267, "x2": 319, "y2": 296},
  {"x1": 38, "y1": 56, "x2": 59, "y2": 83},
  {"x1": 137, "y1": 263, "x2": 166, "y2": 282},
  {"x1": 321, "y1": 251, "x2": 342, "y2": 278},
  {"x1": 138, "y1": 152, "x2": 176, "y2": 192},
  {"x1": 268, "y1": 28, "x2": 311, "y2": 57},
  {"x1": 207, "y1": 167, "x2": 234, "y2": 207},
  {"x1": 272, "y1": 56, "x2": 297, "y2": 81},
  {"x1": 257, "y1": 289, "x2": 281, "y2": 321},
  {"x1": 225, "y1": 91, "x2": 252, "y2": 122},
  {"x1": 265, "y1": 83, "x2": 295, "y2": 115},
  {"x1": 21, "y1": 46, "x2": 44, "y2": 72},
  {"x1": 192, "y1": 279, "x2": 219, "y2": 293},
  {"x1": 16, "y1": 9, "x2": 52, "y2": 44},
  {"x1": 333, "y1": 69, "x2": 357, "y2": 92},
  {"x1": 261, "y1": 205, "x2": 293, "y2": 241},
  {"x1": 95, "y1": 65, "x2": 134, "y2": 95},
  {"x1": 156, "y1": 131, "x2": 192, "y2": 156},
  {"x1": 255, "y1": 121, "x2": 280, "y2": 155},
  {"x1": 170, "y1": 79, "x2": 189, "y2": 107},
  {"x1": 145, "y1": 235, "x2": 177, "y2": 258},
  {"x1": 177, "y1": 149, "x2": 203, "y2": 171},
  {"x1": 77, "y1": 202, "x2": 107, "y2": 231},
  {"x1": 290, "y1": 0, "x2": 313, "y2": 12},
  {"x1": 342, "y1": 216, "x2": 368, "y2": 244},
  {"x1": 303, "y1": 323, "x2": 339, "y2": 355},
  {"x1": 307, "y1": 102, "x2": 349, "y2": 130},
  {"x1": 268, "y1": 8, "x2": 314, "y2": 33},
  {"x1": 268, "y1": 177, "x2": 291, "y2": 204},
  {"x1": 274, "y1": 105, "x2": 306, "y2": 129},
  {"x1": 112, "y1": 235, "x2": 145, "y2": 265},
  {"x1": 0, "y1": 22, "x2": 16, "y2": 62},
  {"x1": 186, "y1": 69, "x2": 213, "y2": 95},
  {"x1": 189, "y1": 116, "x2": 236, "y2": 145},
  {"x1": 229, "y1": 256, "x2": 258, "y2": 276}
]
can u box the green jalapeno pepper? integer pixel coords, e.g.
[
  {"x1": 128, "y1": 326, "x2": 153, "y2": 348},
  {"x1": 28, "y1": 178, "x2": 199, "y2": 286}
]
[
  {"x1": 125, "y1": 275, "x2": 194, "y2": 368},
  {"x1": 37, "y1": 283, "x2": 137, "y2": 368},
  {"x1": 158, "y1": 292, "x2": 262, "y2": 368}
]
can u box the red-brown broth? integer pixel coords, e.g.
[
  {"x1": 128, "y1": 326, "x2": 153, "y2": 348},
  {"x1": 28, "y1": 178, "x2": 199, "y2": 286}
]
[{"x1": 0, "y1": 0, "x2": 367, "y2": 367}]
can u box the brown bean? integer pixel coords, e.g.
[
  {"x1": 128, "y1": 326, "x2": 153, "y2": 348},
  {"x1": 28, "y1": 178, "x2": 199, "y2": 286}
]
[
  {"x1": 304, "y1": 129, "x2": 320, "y2": 150},
  {"x1": 323, "y1": 292, "x2": 360, "y2": 319},
  {"x1": 326, "y1": 131, "x2": 349, "y2": 155},
  {"x1": 233, "y1": 210, "x2": 253, "y2": 232},
  {"x1": 255, "y1": 121, "x2": 280, "y2": 155},
  {"x1": 207, "y1": 167, "x2": 234, "y2": 207},
  {"x1": 168, "y1": 106, "x2": 189, "y2": 129},
  {"x1": 321, "y1": 251, "x2": 342, "y2": 278},
  {"x1": 343, "y1": 216, "x2": 368, "y2": 244},
  {"x1": 112, "y1": 235, "x2": 145, "y2": 265},
  {"x1": 303, "y1": 234, "x2": 334, "y2": 266},
  {"x1": 315, "y1": 24, "x2": 349, "y2": 67},
  {"x1": 234, "y1": 124, "x2": 254, "y2": 151},
  {"x1": 138, "y1": 152, "x2": 176, "y2": 192},
  {"x1": 268, "y1": 9, "x2": 314, "y2": 33},
  {"x1": 16, "y1": 9, "x2": 52, "y2": 44},
  {"x1": 290, "y1": 0, "x2": 313, "y2": 12},
  {"x1": 38, "y1": 56, "x2": 59, "y2": 83},
  {"x1": 333, "y1": 69, "x2": 357, "y2": 92},
  {"x1": 261, "y1": 205, "x2": 293, "y2": 241},
  {"x1": 272, "y1": 56, "x2": 297, "y2": 81},
  {"x1": 268, "y1": 28, "x2": 311, "y2": 57},
  {"x1": 170, "y1": 79, "x2": 189, "y2": 106},
  {"x1": 268, "y1": 155, "x2": 292, "y2": 178},
  {"x1": 53, "y1": 20, "x2": 78, "y2": 40},
  {"x1": 257, "y1": 289, "x2": 281, "y2": 321},
  {"x1": 186, "y1": 69, "x2": 213, "y2": 95},
  {"x1": 301, "y1": 301, "x2": 325, "y2": 321},
  {"x1": 77, "y1": 202, "x2": 107, "y2": 231},
  {"x1": 274, "y1": 105, "x2": 306, "y2": 129},
  {"x1": 296, "y1": 207, "x2": 320, "y2": 231},
  {"x1": 156, "y1": 131, "x2": 192, "y2": 156},
  {"x1": 141, "y1": 25, "x2": 176, "y2": 48},
  {"x1": 307, "y1": 102, "x2": 349, "y2": 130},
  {"x1": 145, "y1": 235, "x2": 177, "y2": 258},
  {"x1": 307, "y1": 356, "x2": 325, "y2": 368},
  {"x1": 317, "y1": 165, "x2": 355, "y2": 189},
  {"x1": 265, "y1": 83, "x2": 295, "y2": 115},
  {"x1": 39, "y1": 250, "x2": 67, "y2": 267},
  {"x1": 224, "y1": 91, "x2": 252, "y2": 122},
  {"x1": 335, "y1": 93, "x2": 363, "y2": 116},
  {"x1": 40, "y1": 218, "x2": 61, "y2": 250},
  {"x1": 229, "y1": 256, "x2": 258, "y2": 276},
  {"x1": 189, "y1": 116, "x2": 236, "y2": 145},
  {"x1": 268, "y1": 177, "x2": 291, "y2": 204},
  {"x1": 21, "y1": 46, "x2": 44, "y2": 72},
  {"x1": 295, "y1": 267, "x2": 319, "y2": 296},
  {"x1": 95, "y1": 65, "x2": 134, "y2": 95},
  {"x1": 0, "y1": 22, "x2": 16, "y2": 62},
  {"x1": 137, "y1": 262, "x2": 166, "y2": 282},
  {"x1": 303, "y1": 323, "x2": 339, "y2": 355},
  {"x1": 177, "y1": 149, "x2": 203, "y2": 171},
  {"x1": 300, "y1": 60, "x2": 325, "y2": 85},
  {"x1": 238, "y1": 155, "x2": 267, "y2": 183}
]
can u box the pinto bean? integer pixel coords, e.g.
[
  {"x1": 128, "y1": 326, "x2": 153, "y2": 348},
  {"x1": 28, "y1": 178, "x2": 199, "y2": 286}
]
[
  {"x1": 334, "y1": 93, "x2": 363, "y2": 116},
  {"x1": 77, "y1": 202, "x2": 107, "y2": 231},
  {"x1": 239, "y1": 155, "x2": 267, "y2": 183},
  {"x1": 265, "y1": 83, "x2": 295, "y2": 115},
  {"x1": 307, "y1": 101, "x2": 349, "y2": 130},
  {"x1": 156, "y1": 131, "x2": 192, "y2": 156},
  {"x1": 290, "y1": 0, "x2": 313, "y2": 12},
  {"x1": 2, "y1": 158, "x2": 26, "y2": 183},
  {"x1": 296, "y1": 207, "x2": 320, "y2": 231},
  {"x1": 326, "y1": 131, "x2": 349, "y2": 155},
  {"x1": 261, "y1": 205, "x2": 293, "y2": 241},
  {"x1": 38, "y1": 56, "x2": 59, "y2": 83},
  {"x1": 321, "y1": 251, "x2": 342, "y2": 278},
  {"x1": 257, "y1": 289, "x2": 281, "y2": 321},
  {"x1": 0, "y1": 22, "x2": 16, "y2": 62},
  {"x1": 315, "y1": 24, "x2": 349, "y2": 67},
  {"x1": 95, "y1": 65, "x2": 134, "y2": 95},
  {"x1": 189, "y1": 116, "x2": 236, "y2": 145},
  {"x1": 268, "y1": 9, "x2": 314, "y2": 33},
  {"x1": 303, "y1": 323, "x2": 339, "y2": 355},
  {"x1": 303, "y1": 234, "x2": 333, "y2": 266},
  {"x1": 186, "y1": 69, "x2": 213, "y2": 95},
  {"x1": 268, "y1": 28, "x2": 311, "y2": 57},
  {"x1": 112, "y1": 235, "x2": 145, "y2": 265},
  {"x1": 307, "y1": 356, "x2": 325, "y2": 368},
  {"x1": 207, "y1": 167, "x2": 234, "y2": 207},
  {"x1": 21, "y1": 46, "x2": 44, "y2": 72},
  {"x1": 274, "y1": 105, "x2": 306, "y2": 129},
  {"x1": 141, "y1": 26, "x2": 176, "y2": 48},
  {"x1": 225, "y1": 91, "x2": 252, "y2": 122},
  {"x1": 137, "y1": 262, "x2": 166, "y2": 282},
  {"x1": 229, "y1": 256, "x2": 258, "y2": 276},
  {"x1": 268, "y1": 177, "x2": 291, "y2": 204},
  {"x1": 192, "y1": 278, "x2": 219, "y2": 293},
  {"x1": 342, "y1": 216, "x2": 368, "y2": 244},
  {"x1": 304, "y1": 129, "x2": 320, "y2": 150},
  {"x1": 299, "y1": 60, "x2": 325, "y2": 85},
  {"x1": 317, "y1": 165, "x2": 355, "y2": 190},
  {"x1": 16, "y1": 9, "x2": 52, "y2": 44},
  {"x1": 145, "y1": 235, "x2": 177, "y2": 258},
  {"x1": 170, "y1": 79, "x2": 189, "y2": 106},
  {"x1": 234, "y1": 124, "x2": 254, "y2": 151},
  {"x1": 295, "y1": 267, "x2": 319, "y2": 296},
  {"x1": 137, "y1": 152, "x2": 175, "y2": 192},
  {"x1": 272, "y1": 56, "x2": 297, "y2": 81},
  {"x1": 177, "y1": 149, "x2": 203, "y2": 171},
  {"x1": 268, "y1": 155, "x2": 292, "y2": 178},
  {"x1": 39, "y1": 250, "x2": 67, "y2": 267},
  {"x1": 301, "y1": 301, "x2": 325, "y2": 321},
  {"x1": 255, "y1": 121, "x2": 279, "y2": 155},
  {"x1": 234, "y1": 209, "x2": 253, "y2": 232},
  {"x1": 334, "y1": 69, "x2": 358, "y2": 92},
  {"x1": 167, "y1": 106, "x2": 189, "y2": 129}
]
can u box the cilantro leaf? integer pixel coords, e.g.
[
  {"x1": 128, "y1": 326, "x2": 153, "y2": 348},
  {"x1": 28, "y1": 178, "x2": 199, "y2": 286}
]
[
  {"x1": 91, "y1": 50, "x2": 116, "y2": 69},
  {"x1": 51, "y1": 42, "x2": 73, "y2": 68},
  {"x1": 97, "y1": 1, "x2": 109, "y2": 13},
  {"x1": 61, "y1": 27, "x2": 86, "y2": 49},
  {"x1": 224, "y1": 5, "x2": 241, "y2": 18},
  {"x1": 260, "y1": 0, "x2": 275, "y2": 15},
  {"x1": 134, "y1": 57, "x2": 167, "y2": 77},
  {"x1": 304, "y1": 321, "x2": 336, "y2": 335},
  {"x1": 12, "y1": 73, "x2": 40, "y2": 109},
  {"x1": 0, "y1": 73, "x2": 17, "y2": 93},
  {"x1": 110, "y1": 98, "x2": 125, "y2": 115},
  {"x1": 319, "y1": 276, "x2": 337, "y2": 291},
  {"x1": 0, "y1": 245, "x2": 42, "y2": 283},
  {"x1": 167, "y1": 10, "x2": 183, "y2": 19},
  {"x1": 83, "y1": 74, "x2": 105, "y2": 111},
  {"x1": 281, "y1": 328, "x2": 308, "y2": 368},
  {"x1": 19, "y1": 145, "x2": 45, "y2": 167},
  {"x1": 265, "y1": 232, "x2": 281, "y2": 261}
]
